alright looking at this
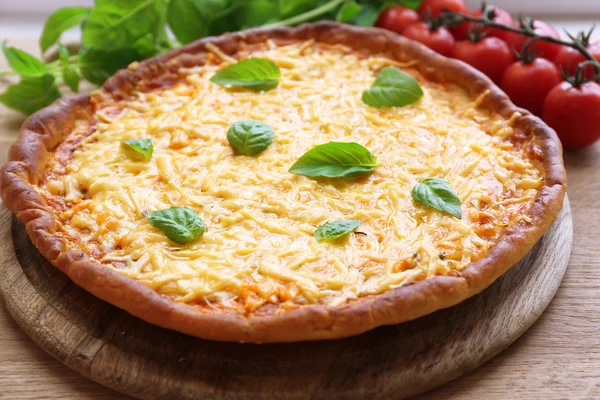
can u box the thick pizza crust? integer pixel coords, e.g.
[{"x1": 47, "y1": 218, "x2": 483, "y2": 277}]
[{"x1": 0, "y1": 22, "x2": 566, "y2": 343}]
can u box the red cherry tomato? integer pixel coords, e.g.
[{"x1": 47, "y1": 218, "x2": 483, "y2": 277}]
[
  {"x1": 553, "y1": 41, "x2": 600, "y2": 80},
  {"x1": 375, "y1": 6, "x2": 421, "y2": 35},
  {"x1": 452, "y1": 37, "x2": 515, "y2": 84},
  {"x1": 418, "y1": 0, "x2": 468, "y2": 19},
  {"x1": 501, "y1": 58, "x2": 562, "y2": 116},
  {"x1": 542, "y1": 81, "x2": 600, "y2": 149},
  {"x1": 503, "y1": 21, "x2": 562, "y2": 60},
  {"x1": 402, "y1": 22, "x2": 456, "y2": 57},
  {"x1": 454, "y1": 7, "x2": 515, "y2": 42}
]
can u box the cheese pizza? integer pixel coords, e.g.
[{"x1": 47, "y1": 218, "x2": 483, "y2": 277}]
[{"x1": 0, "y1": 23, "x2": 566, "y2": 342}]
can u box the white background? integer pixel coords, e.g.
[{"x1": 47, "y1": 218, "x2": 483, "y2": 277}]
[{"x1": 0, "y1": 0, "x2": 599, "y2": 15}]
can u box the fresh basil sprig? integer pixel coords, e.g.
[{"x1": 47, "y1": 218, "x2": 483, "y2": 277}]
[
  {"x1": 289, "y1": 141, "x2": 380, "y2": 178},
  {"x1": 315, "y1": 220, "x2": 361, "y2": 241},
  {"x1": 211, "y1": 58, "x2": 281, "y2": 91},
  {"x1": 1, "y1": 0, "x2": 425, "y2": 115},
  {"x1": 362, "y1": 67, "x2": 424, "y2": 108},
  {"x1": 228, "y1": 120, "x2": 275, "y2": 156},
  {"x1": 149, "y1": 206, "x2": 207, "y2": 244},
  {"x1": 121, "y1": 138, "x2": 153, "y2": 161},
  {"x1": 411, "y1": 178, "x2": 462, "y2": 219},
  {"x1": 58, "y1": 43, "x2": 80, "y2": 92}
]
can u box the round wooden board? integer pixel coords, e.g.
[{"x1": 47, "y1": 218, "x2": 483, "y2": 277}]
[{"x1": 0, "y1": 198, "x2": 572, "y2": 400}]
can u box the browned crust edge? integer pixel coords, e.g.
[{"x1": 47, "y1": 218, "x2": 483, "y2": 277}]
[{"x1": 0, "y1": 22, "x2": 566, "y2": 343}]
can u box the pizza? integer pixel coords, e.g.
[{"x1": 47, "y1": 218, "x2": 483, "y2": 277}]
[{"x1": 0, "y1": 22, "x2": 566, "y2": 343}]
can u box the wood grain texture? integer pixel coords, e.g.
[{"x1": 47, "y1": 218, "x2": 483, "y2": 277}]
[
  {"x1": 0, "y1": 198, "x2": 572, "y2": 400},
  {"x1": 1, "y1": 36, "x2": 599, "y2": 400}
]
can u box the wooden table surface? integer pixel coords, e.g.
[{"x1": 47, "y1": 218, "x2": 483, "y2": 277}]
[{"x1": 1, "y1": 36, "x2": 599, "y2": 400}]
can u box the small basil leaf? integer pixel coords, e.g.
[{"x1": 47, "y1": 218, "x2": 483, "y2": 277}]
[
  {"x1": 58, "y1": 43, "x2": 80, "y2": 92},
  {"x1": 121, "y1": 138, "x2": 153, "y2": 161},
  {"x1": 78, "y1": 46, "x2": 142, "y2": 85},
  {"x1": 411, "y1": 178, "x2": 462, "y2": 219},
  {"x1": 132, "y1": 32, "x2": 162, "y2": 58},
  {"x1": 40, "y1": 6, "x2": 90, "y2": 53},
  {"x1": 2, "y1": 42, "x2": 48, "y2": 77},
  {"x1": 362, "y1": 66, "x2": 424, "y2": 108},
  {"x1": 397, "y1": 0, "x2": 422, "y2": 10},
  {"x1": 0, "y1": 74, "x2": 61, "y2": 115},
  {"x1": 236, "y1": 0, "x2": 279, "y2": 29},
  {"x1": 149, "y1": 206, "x2": 206, "y2": 244},
  {"x1": 315, "y1": 220, "x2": 361, "y2": 241},
  {"x1": 336, "y1": 1, "x2": 362, "y2": 23},
  {"x1": 227, "y1": 120, "x2": 275, "y2": 156},
  {"x1": 279, "y1": 0, "x2": 322, "y2": 18},
  {"x1": 350, "y1": 4, "x2": 379, "y2": 26},
  {"x1": 58, "y1": 42, "x2": 70, "y2": 65},
  {"x1": 289, "y1": 142, "x2": 380, "y2": 178},
  {"x1": 63, "y1": 66, "x2": 81, "y2": 92},
  {"x1": 210, "y1": 58, "x2": 280, "y2": 91}
]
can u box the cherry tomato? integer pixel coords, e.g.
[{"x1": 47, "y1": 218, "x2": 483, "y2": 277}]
[
  {"x1": 553, "y1": 41, "x2": 600, "y2": 80},
  {"x1": 501, "y1": 58, "x2": 562, "y2": 116},
  {"x1": 452, "y1": 37, "x2": 515, "y2": 84},
  {"x1": 375, "y1": 6, "x2": 421, "y2": 35},
  {"x1": 503, "y1": 21, "x2": 562, "y2": 60},
  {"x1": 542, "y1": 81, "x2": 600, "y2": 149},
  {"x1": 418, "y1": 0, "x2": 468, "y2": 19},
  {"x1": 402, "y1": 22, "x2": 456, "y2": 57},
  {"x1": 454, "y1": 7, "x2": 515, "y2": 42}
]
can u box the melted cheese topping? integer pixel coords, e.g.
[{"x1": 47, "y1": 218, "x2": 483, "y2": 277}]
[{"x1": 40, "y1": 41, "x2": 544, "y2": 313}]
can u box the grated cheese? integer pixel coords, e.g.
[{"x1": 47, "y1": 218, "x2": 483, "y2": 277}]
[{"x1": 38, "y1": 41, "x2": 544, "y2": 313}]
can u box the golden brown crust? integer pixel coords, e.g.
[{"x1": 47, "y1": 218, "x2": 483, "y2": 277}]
[{"x1": 0, "y1": 22, "x2": 566, "y2": 343}]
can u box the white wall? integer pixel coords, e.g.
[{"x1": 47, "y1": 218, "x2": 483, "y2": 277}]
[
  {"x1": 0, "y1": 0, "x2": 598, "y2": 16},
  {"x1": 465, "y1": 0, "x2": 600, "y2": 14}
]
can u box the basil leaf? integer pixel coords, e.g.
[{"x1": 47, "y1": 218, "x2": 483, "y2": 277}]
[
  {"x1": 289, "y1": 142, "x2": 380, "y2": 178},
  {"x1": 78, "y1": 46, "x2": 142, "y2": 85},
  {"x1": 40, "y1": 7, "x2": 90, "y2": 53},
  {"x1": 58, "y1": 43, "x2": 80, "y2": 92},
  {"x1": 82, "y1": 0, "x2": 162, "y2": 51},
  {"x1": 227, "y1": 120, "x2": 275, "y2": 156},
  {"x1": 279, "y1": 0, "x2": 322, "y2": 18},
  {"x1": 2, "y1": 42, "x2": 47, "y2": 77},
  {"x1": 132, "y1": 32, "x2": 162, "y2": 58},
  {"x1": 411, "y1": 178, "x2": 462, "y2": 219},
  {"x1": 63, "y1": 67, "x2": 80, "y2": 92},
  {"x1": 210, "y1": 58, "x2": 280, "y2": 91},
  {"x1": 236, "y1": 0, "x2": 280, "y2": 29},
  {"x1": 362, "y1": 67, "x2": 424, "y2": 108},
  {"x1": 168, "y1": 0, "x2": 231, "y2": 44},
  {"x1": 121, "y1": 138, "x2": 153, "y2": 161},
  {"x1": 396, "y1": 0, "x2": 423, "y2": 10},
  {"x1": 315, "y1": 220, "x2": 361, "y2": 241},
  {"x1": 58, "y1": 42, "x2": 70, "y2": 65},
  {"x1": 336, "y1": 1, "x2": 362, "y2": 23},
  {"x1": 0, "y1": 74, "x2": 61, "y2": 115},
  {"x1": 348, "y1": 4, "x2": 380, "y2": 26},
  {"x1": 149, "y1": 206, "x2": 206, "y2": 244}
]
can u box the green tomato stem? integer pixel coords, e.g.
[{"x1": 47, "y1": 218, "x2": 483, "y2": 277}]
[
  {"x1": 262, "y1": 0, "x2": 346, "y2": 28},
  {"x1": 0, "y1": 70, "x2": 18, "y2": 77}
]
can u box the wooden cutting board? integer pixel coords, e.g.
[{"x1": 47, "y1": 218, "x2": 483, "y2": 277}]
[{"x1": 0, "y1": 198, "x2": 572, "y2": 400}]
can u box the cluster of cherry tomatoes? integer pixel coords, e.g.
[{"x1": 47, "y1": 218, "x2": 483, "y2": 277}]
[{"x1": 375, "y1": 0, "x2": 600, "y2": 149}]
